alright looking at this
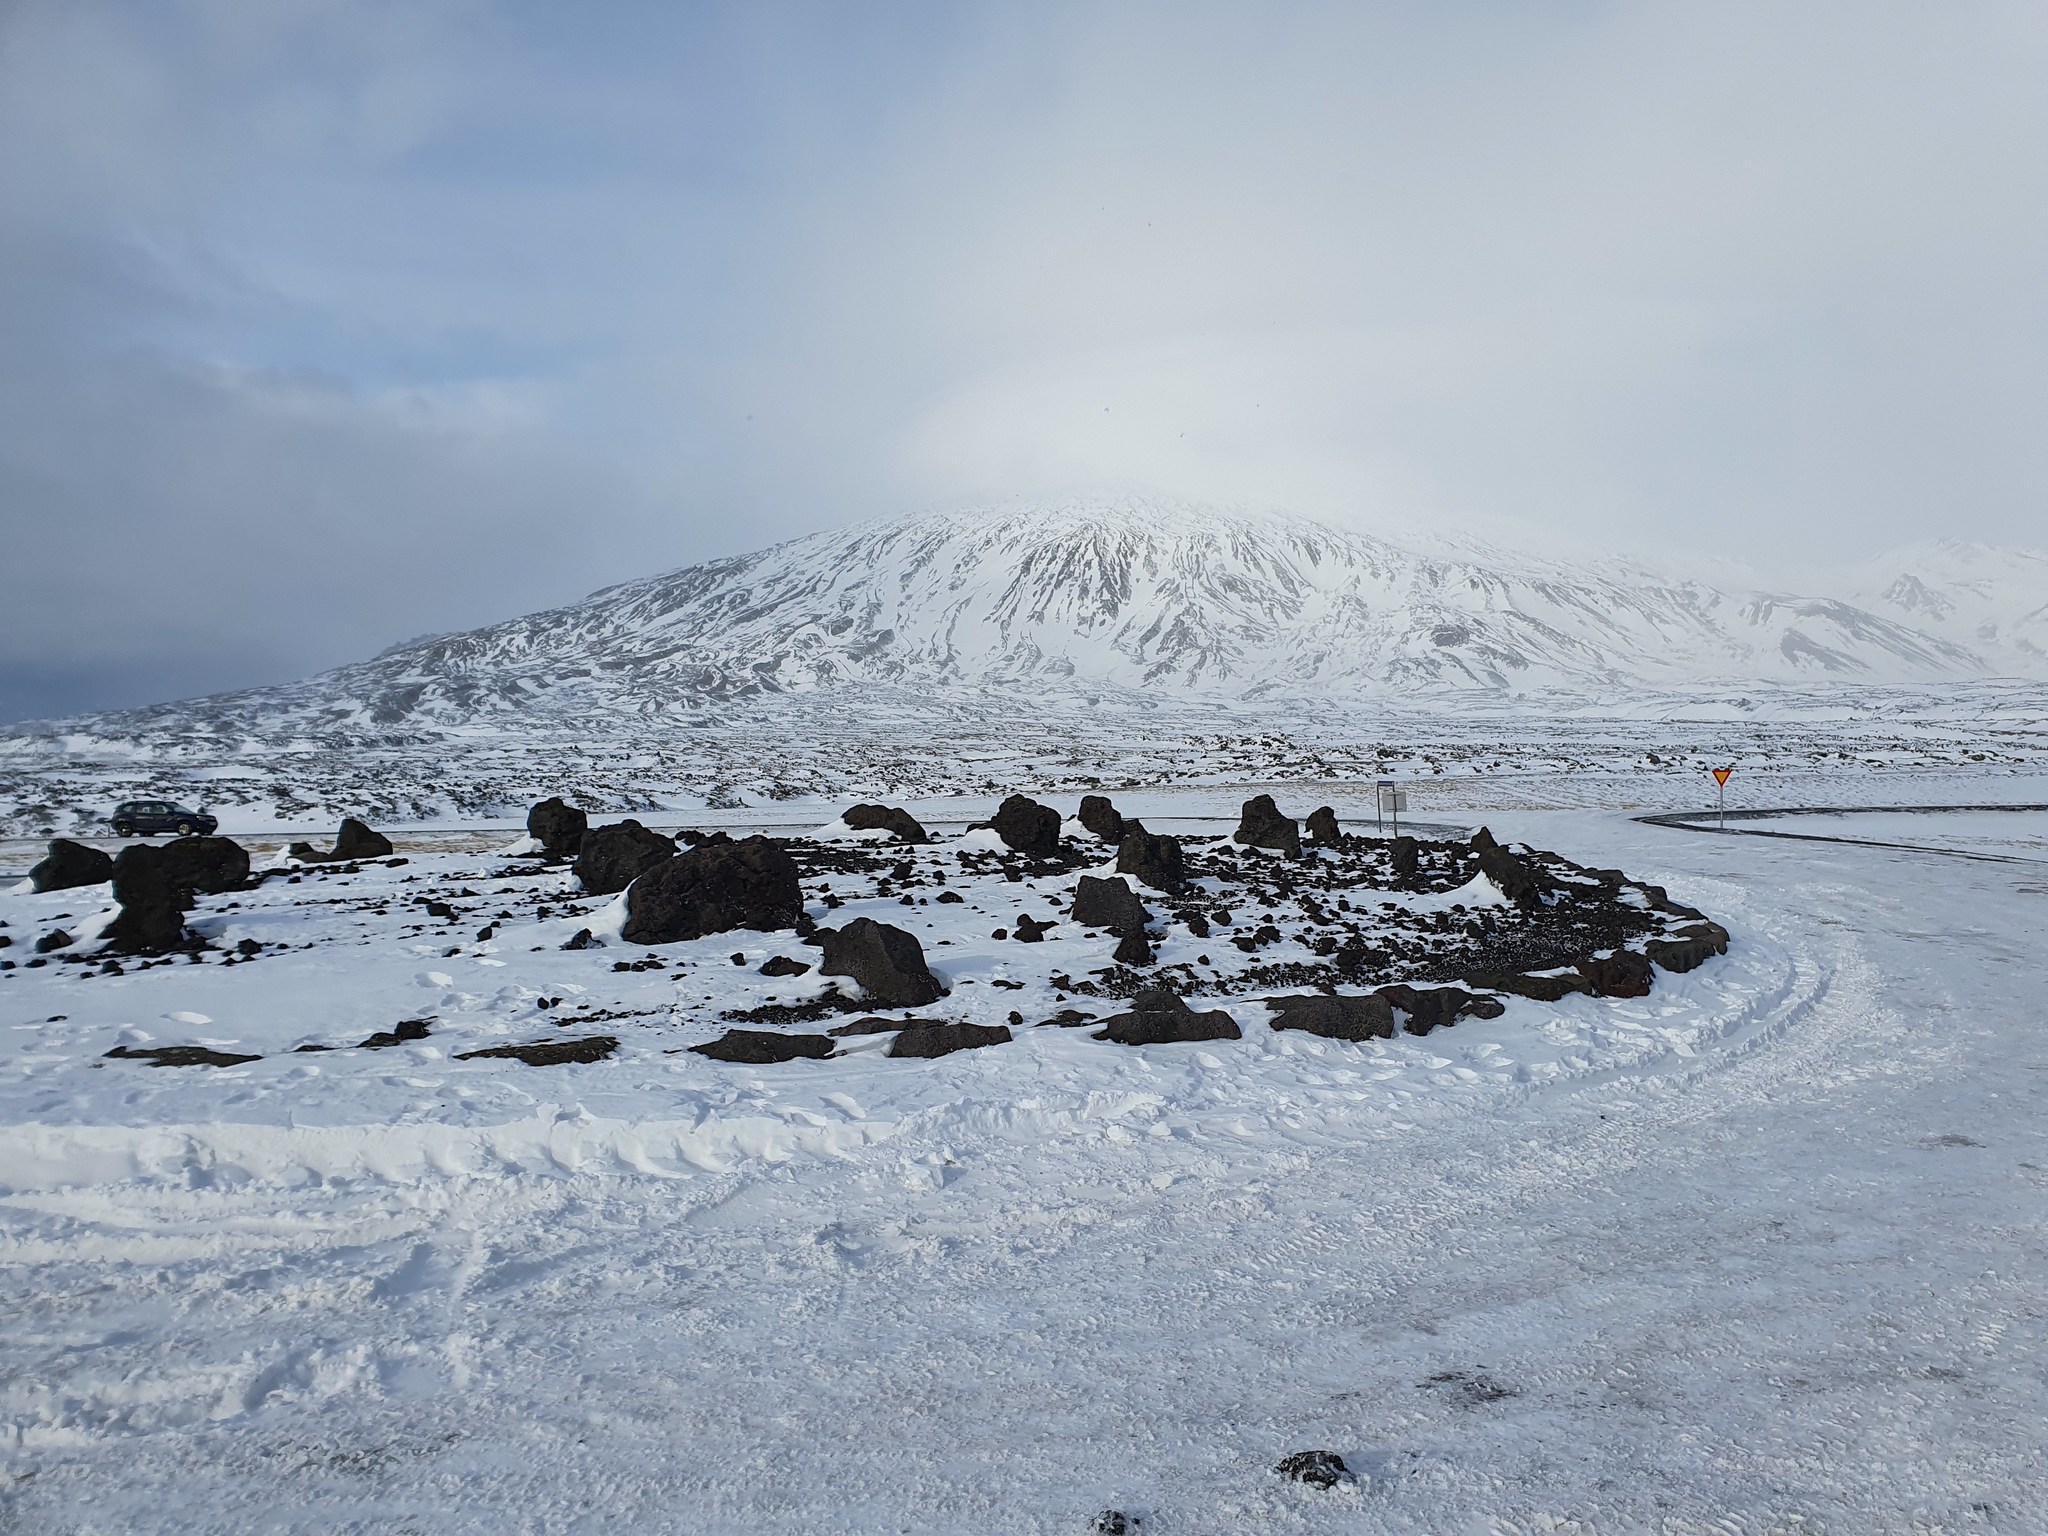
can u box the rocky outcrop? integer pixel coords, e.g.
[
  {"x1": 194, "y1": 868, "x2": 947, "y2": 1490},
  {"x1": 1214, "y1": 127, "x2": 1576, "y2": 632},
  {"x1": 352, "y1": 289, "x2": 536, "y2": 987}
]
[
  {"x1": 1115, "y1": 825, "x2": 1186, "y2": 893},
  {"x1": 1389, "y1": 835, "x2": 1420, "y2": 886},
  {"x1": 1265, "y1": 992, "x2": 1396, "y2": 1041},
  {"x1": 622, "y1": 835, "x2": 803, "y2": 943},
  {"x1": 689, "y1": 1029, "x2": 834, "y2": 1064},
  {"x1": 101, "y1": 844, "x2": 192, "y2": 954},
  {"x1": 817, "y1": 917, "x2": 945, "y2": 1007},
  {"x1": 841, "y1": 804, "x2": 930, "y2": 843},
  {"x1": 29, "y1": 839, "x2": 112, "y2": 893},
  {"x1": 1276, "y1": 1451, "x2": 1351, "y2": 1489},
  {"x1": 1468, "y1": 827, "x2": 1551, "y2": 909},
  {"x1": 1305, "y1": 806, "x2": 1340, "y2": 844},
  {"x1": 574, "y1": 819, "x2": 678, "y2": 896},
  {"x1": 156, "y1": 836, "x2": 249, "y2": 895},
  {"x1": 1095, "y1": 985, "x2": 1240, "y2": 1045},
  {"x1": 1233, "y1": 794, "x2": 1301, "y2": 857},
  {"x1": 887, "y1": 1022, "x2": 1012, "y2": 1058},
  {"x1": 105, "y1": 1043, "x2": 260, "y2": 1068},
  {"x1": 987, "y1": 794, "x2": 1061, "y2": 856},
  {"x1": 1070, "y1": 874, "x2": 1150, "y2": 931},
  {"x1": 1376, "y1": 984, "x2": 1506, "y2": 1034},
  {"x1": 1077, "y1": 794, "x2": 1126, "y2": 842},
  {"x1": 1112, "y1": 931, "x2": 1154, "y2": 966},
  {"x1": 527, "y1": 797, "x2": 588, "y2": 856}
]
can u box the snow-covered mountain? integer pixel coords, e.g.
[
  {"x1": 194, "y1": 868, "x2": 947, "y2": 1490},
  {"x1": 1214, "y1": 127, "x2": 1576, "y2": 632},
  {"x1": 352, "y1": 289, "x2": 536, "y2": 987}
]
[{"x1": 11, "y1": 497, "x2": 2048, "y2": 747}]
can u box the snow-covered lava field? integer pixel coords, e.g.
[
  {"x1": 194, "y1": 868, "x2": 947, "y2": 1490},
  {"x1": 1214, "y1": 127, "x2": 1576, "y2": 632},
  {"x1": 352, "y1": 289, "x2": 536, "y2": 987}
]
[{"x1": 3, "y1": 762, "x2": 2047, "y2": 1532}]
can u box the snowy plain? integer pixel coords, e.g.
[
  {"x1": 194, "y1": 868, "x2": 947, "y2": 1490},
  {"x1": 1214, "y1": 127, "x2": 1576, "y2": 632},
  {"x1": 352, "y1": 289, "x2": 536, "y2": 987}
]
[{"x1": 2, "y1": 787, "x2": 2045, "y2": 1533}]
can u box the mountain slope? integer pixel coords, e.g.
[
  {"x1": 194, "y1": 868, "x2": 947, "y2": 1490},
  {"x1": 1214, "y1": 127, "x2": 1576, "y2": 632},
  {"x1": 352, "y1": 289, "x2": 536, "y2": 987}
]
[{"x1": 9, "y1": 497, "x2": 2043, "y2": 748}]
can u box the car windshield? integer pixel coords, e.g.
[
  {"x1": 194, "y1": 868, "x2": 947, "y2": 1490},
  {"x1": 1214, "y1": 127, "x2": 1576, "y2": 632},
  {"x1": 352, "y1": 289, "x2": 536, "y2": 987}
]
[{"x1": 167, "y1": 805, "x2": 196, "y2": 816}]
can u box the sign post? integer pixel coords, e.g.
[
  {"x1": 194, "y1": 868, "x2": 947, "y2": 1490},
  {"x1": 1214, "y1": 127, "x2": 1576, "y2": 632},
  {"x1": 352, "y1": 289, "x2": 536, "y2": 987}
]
[
  {"x1": 1376, "y1": 779, "x2": 1406, "y2": 837},
  {"x1": 1711, "y1": 766, "x2": 1733, "y2": 829}
]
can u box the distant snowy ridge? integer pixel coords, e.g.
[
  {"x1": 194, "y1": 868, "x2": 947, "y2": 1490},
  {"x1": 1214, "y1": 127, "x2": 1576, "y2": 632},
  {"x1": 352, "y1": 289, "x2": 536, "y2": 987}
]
[{"x1": 9, "y1": 497, "x2": 2048, "y2": 747}]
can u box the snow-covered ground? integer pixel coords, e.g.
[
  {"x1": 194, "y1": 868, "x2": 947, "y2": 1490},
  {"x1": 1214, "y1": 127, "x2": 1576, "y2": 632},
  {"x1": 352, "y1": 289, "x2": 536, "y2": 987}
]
[{"x1": 3, "y1": 793, "x2": 2045, "y2": 1531}]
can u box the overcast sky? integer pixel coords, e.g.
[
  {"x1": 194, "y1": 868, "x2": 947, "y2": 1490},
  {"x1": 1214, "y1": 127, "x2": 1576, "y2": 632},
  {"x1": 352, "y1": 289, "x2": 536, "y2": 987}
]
[{"x1": 3, "y1": 1, "x2": 2045, "y2": 722}]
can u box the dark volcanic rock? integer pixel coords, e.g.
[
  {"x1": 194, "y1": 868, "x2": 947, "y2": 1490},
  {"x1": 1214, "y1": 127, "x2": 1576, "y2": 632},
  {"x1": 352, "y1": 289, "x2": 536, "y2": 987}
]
[
  {"x1": 988, "y1": 793, "x2": 1061, "y2": 856},
  {"x1": 622, "y1": 836, "x2": 803, "y2": 943},
  {"x1": 1077, "y1": 794, "x2": 1126, "y2": 842},
  {"x1": 841, "y1": 804, "x2": 930, "y2": 843},
  {"x1": 29, "y1": 839, "x2": 112, "y2": 893},
  {"x1": 106, "y1": 1044, "x2": 261, "y2": 1068},
  {"x1": 456, "y1": 1035, "x2": 618, "y2": 1066},
  {"x1": 1646, "y1": 921, "x2": 1730, "y2": 973},
  {"x1": 560, "y1": 928, "x2": 596, "y2": 950},
  {"x1": 334, "y1": 818, "x2": 394, "y2": 860},
  {"x1": 102, "y1": 844, "x2": 191, "y2": 954},
  {"x1": 1071, "y1": 874, "x2": 1150, "y2": 932},
  {"x1": 1276, "y1": 1451, "x2": 1351, "y2": 1489},
  {"x1": 1112, "y1": 930, "x2": 1154, "y2": 966},
  {"x1": 156, "y1": 836, "x2": 250, "y2": 895},
  {"x1": 574, "y1": 819, "x2": 680, "y2": 896},
  {"x1": 34, "y1": 930, "x2": 72, "y2": 953},
  {"x1": 1377, "y1": 984, "x2": 1506, "y2": 1034},
  {"x1": 1115, "y1": 826, "x2": 1186, "y2": 893},
  {"x1": 1578, "y1": 948, "x2": 1655, "y2": 997},
  {"x1": 1305, "y1": 806, "x2": 1341, "y2": 844},
  {"x1": 1468, "y1": 827, "x2": 1551, "y2": 909},
  {"x1": 1463, "y1": 968, "x2": 1590, "y2": 1002},
  {"x1": 1096, "y1": 985, "x2": 1240, "y2": 1046},
  {"x1": 1390, "y1": 835, "x2": 1420, "y2": 886},
  {"x1": 817, "y1": 917, "x2": 944, "y2": 1007},
  {"x1": 1012, "y1": 913, "x2": 1052, "y2": 943},
  {"x1": 1233, "y1": 794, "x2": 1301, "y2": 857},
  {"x1": 829, "y1": 1015, "x2": 946, "y2": 1037},
  {"x1": 1266, "y1": 992, "x2": 1396, "y2": 1041},
  {"x1": 887, "y1": 1022, "x2": 1013, "y2": 1058},
  {"x1": 689, "y1": 1029, "x2": 834, "y2": 1064},
  {"x1": 527, "y1": 797, "x2": 588, "y2": 856},
  {"x1": 359, "y1": 1018, "x2": 432, "y2": 1049},
  {"x1": 758, "y1": 955, "x2": 812, "y2": 977}
]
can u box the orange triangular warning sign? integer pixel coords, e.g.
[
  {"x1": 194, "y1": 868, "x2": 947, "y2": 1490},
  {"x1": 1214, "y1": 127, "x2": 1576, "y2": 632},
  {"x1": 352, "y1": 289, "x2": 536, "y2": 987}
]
[{"x1": 1712, "y1": 767, "x2": 1733, "y2": 786}]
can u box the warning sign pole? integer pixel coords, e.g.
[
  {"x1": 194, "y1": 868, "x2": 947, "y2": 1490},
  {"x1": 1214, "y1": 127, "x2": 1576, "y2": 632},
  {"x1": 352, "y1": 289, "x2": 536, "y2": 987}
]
[{"x1": 1712, "y1": 766, "x2": 1733, "y2": 829}]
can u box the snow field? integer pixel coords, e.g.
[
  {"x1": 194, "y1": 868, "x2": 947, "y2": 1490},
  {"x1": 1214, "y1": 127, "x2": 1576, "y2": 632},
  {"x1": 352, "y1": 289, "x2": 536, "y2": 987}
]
[{"x1": 0, "y1": 805, "x2": 2044, "y2": 1531}]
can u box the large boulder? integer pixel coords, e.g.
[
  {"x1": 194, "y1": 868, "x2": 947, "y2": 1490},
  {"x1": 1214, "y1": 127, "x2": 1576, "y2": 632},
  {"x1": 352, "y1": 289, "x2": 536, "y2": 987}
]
[
  {"x1": 688, "y1": 1029, "x2": 833, "y2": 1064},
  {"x1": 1578, "y1": 949, "x2": 1655, "y2": 997},
  {"x1": 527, "y1": 797, "x2": 588, "y2": 856},
  {"x1": 1095, "y1": 985, "x2": 1240, "y2": 1046},
  {"x1": 574, "y1": 819, "x2": 679, "y2": 896},
  {"x1": 1467, "y1": 827, "x2": 1550, "y2": 909},
  {"x1": 1070, "y1": 874, "x2": 1150, "y2": 932},
  {"x1": 1077, "y1": 794, "x2": 1126, "y2": 842},
  {"x1": 622, "y1": 835, "x2": 803, "y2": 943},
  {"x1": 1645, "y1": 922, "x2": 1730, "y2": 973},
  {"x1": 1305, "y1": 806, "x2": 1340, "y2": 844},
  {"x1": 841, "y1": 803, "x2": 929, "y2": 843},
  {"x1": 987, "y1": 794, "x2": 1061, "y2": 856},
  {"x1": 1389, "y1": 835, "x2": 1420, "y2": 886},
  {"x1": 1233, "y1": 794, "x2": 1301, "y2": 857},
  {"x1": 334, "y1": 818, "x2": 394, "y2": 860},
  {"x1": 291, "y1": 818, "x2": 395, "y2": 864},
  {"x1": 1376, "y1": 984, "x2": 1506, "y2": 1034},
  {"x1": 887, "y1": 1022, "x2": 1012, "y2": 1059},
  {"x1": 156, "y1": 835, "x2": 249, "y2": 895},
  {"x1": 101, "y1": 844, "x2": 192, "y2": 954},
  {"x1": 29, "y1": 839, "x2": 112, "y2": 893},
  {"x1": 1265, "y1": 992, "x2": 1396, "y2": 1041},
  {"x1": 1115, "y1": 825, "x2": 1186, "y2": 893},
  {"x1": 1463, "y1": 968, "x2": 1589, "y2": 1002},
  {"x1": 817, "y1": 917, "x2": 944, "y2": 1007}
]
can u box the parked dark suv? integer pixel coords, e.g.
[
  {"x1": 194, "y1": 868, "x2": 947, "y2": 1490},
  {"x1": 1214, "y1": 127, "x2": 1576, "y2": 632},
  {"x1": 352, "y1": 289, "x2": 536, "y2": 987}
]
[{"x1": 108, "y1": 800, "x2": 218, "y2": 838}]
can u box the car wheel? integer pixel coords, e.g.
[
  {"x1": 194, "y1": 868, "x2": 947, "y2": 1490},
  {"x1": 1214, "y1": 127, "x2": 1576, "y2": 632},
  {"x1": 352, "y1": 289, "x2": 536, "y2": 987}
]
[
  {"x1": 114, "y1": 823, "x2": 134, "y2": 838},
  {"x1": 176, "y1": 821, "x2": 194, "y2": 836}
]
